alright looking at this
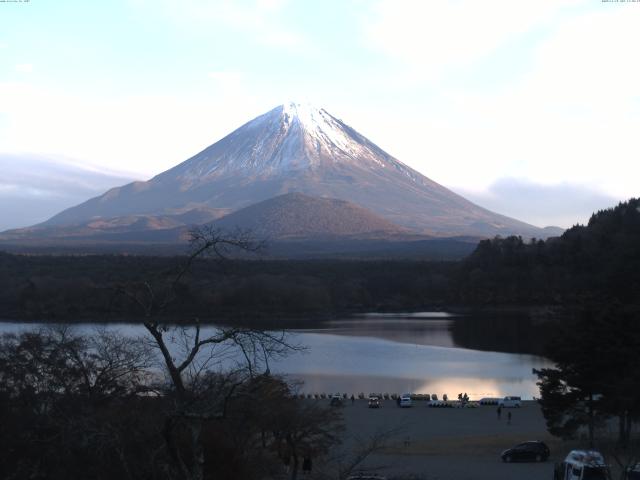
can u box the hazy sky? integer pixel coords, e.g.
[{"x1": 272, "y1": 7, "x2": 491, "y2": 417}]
[{"x1": 1, "y1": 0, "x2": 638, "y2": 227}]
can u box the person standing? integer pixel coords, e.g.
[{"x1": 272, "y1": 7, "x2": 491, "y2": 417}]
[
  {"x1": 497, "y1": 405, "x2": 502, "y2": 420},
  {"x1": 302, "y1": 457, "x2": 312, "y2": 474},
  {"x1": 507, "y1": 411, "x2": 512, "y2": 425}
]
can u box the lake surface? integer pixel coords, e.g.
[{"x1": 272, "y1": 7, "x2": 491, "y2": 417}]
[{"x1": 0, "y1": 312, "x2": 552, "y2": 400}]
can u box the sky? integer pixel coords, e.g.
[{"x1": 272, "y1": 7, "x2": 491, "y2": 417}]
[{"x1": 1, "y1": 0, "x2": 638, "y2": 228}]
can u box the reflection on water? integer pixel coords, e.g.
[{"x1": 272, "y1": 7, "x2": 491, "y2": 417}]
[
  {"x1": 359, "y1": 312, "x2": 456, "y2": 319},
  {"x1": 449, "y1": 314, "x2": 553, "y2": 356},
  {"x1": 274, "y1": 329, "x2": 550, "y2": 399},
  {"x1": 296, "y1": 374, "x2": 530, "y2": 401},
  {"x1": 0, "y1": 312, "x2": 552, "y2": 399},
  {"x1": 297, "y1": 318, "x2": 456, "y2": 348}
]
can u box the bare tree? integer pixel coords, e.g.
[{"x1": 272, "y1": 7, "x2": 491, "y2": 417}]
[
  {"x1": 270, "y1": 399, "x2": 344, "y2": 480},
  {"x1": 601, "y1": 439, "x2": 640, "y2": 480},
  {"x1": 336, "y1": 427, "x2": 403, "y2": 480},
  {"x1": 114, "y1": 226, "x2": 300, "y2": 480},
  {"x1": 0, "y1": 327, "x2": 157, "y2": 480}
]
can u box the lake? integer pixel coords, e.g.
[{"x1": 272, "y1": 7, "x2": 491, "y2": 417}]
[{"x1": 0, "y1": 312, "x2": 553, "y2": 400}]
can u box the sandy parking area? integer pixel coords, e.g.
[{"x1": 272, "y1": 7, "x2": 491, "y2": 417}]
[{"x1": 332, "y1": 399, "x2": 566, "y2": 480}]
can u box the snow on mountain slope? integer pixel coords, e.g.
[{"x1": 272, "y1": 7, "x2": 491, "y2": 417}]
[
  {"x1": 41, "y1": 102, "x2": 549, "y2": 238},
  {"x1": 165, "y1": 102, "x2": 422, "y2": 182}
]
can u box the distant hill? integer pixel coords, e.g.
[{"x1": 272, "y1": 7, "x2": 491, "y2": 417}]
[
  {"x1": 213, "y1": 192, "x2": 408, "y2": 239},
  {"x1": 0, "y1": 207, "x2": 225, "y2": 242}
]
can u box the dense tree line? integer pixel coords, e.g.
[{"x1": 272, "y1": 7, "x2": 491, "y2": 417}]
[
  {"x1": 0, "y1": 254, "x2": 455, "y2": 322},
  {"x1": 457, "y1": 198, "x2": 640, "y2": 307},
  {"x1": 513, "y1": 200, "x2": 640, "y2": 470},
  {"x1": 0, "y1": 199, "x2": 638, "y2": 323},
  {"x1": 534, "y1": 304, "x2": 640, "y2": 476}
]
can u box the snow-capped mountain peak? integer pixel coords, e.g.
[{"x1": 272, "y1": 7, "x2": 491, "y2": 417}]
[
  {"x1": 42, "y1": 104, "x2": 552, "y2": 238},
  {"x1": 279, "y1": 101, "x2": 369, "y2": 162},
  {"x1": 281, "y1": 101, "x2": 326, "y2": 128},
  {"x1": 280, "y1": 102, "x2": 339, "y2": 138},
  {"x1": 168, "y1": 103, "x2": 397, "y2": 181}
]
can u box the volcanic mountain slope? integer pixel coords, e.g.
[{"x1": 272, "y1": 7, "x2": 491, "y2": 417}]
[
  {"x1": 1, "y1": 207, "x2": 225, "y2": 240},
  {"x1": 213, "y1": 192, "x2": 409, "y2": 239},
  {"x1": 40, "y1": 102, "x2": 548, "y2": 237}
]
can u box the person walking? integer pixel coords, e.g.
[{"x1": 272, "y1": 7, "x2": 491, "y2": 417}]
[
  {"x1": 497, "y1": 405, "x2": 502, "y2": 420},
  {"x1": 507, "y1": 411, "x2": 512, "y2": 425}
]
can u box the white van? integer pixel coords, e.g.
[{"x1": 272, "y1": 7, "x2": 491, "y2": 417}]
[
  {"x1": 399, "y1": 394, "x2": 412, "y2": 408},
  {"x1": 498, "y1": 396, "x2": 522, "y2": 408},
  {"x1": 554, "y1": 450, "x2": 610, "y2": 480}
]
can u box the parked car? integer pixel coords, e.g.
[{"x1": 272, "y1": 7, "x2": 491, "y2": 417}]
[
  {"x1": 368, "y1": 397, "x2": 381, "y2": 408},
  {"x1": 554, "y1": 450, "x2": 610, "y2": 480},
  {"x1": 454, "y1": 401, "x2": 478, "y2": 408},
  {"x1": 346, "y1": 474, "x2": 387, "y2": 480},
  {"x1": 498, "y1": 396, "x2": 522, "y2": 408},
  {"x1": 626, "y1": 463, "x2": 640, "y2": 480},
  {"x1": 501, "y1": 441, "x2": 550, "y2": 463},
  {"x1": 479, "y1": 397, "x2": 500, "y2": 405},
  {"x1": 399, "y1": 394, "x2": 412, "y2": 408}
]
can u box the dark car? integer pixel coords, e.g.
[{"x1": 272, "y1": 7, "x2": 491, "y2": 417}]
[
  {"x1": 501, "y1": 441, "x2": 550, "y2": 463},
  {"x1": 347, "y1": 474, "x2": 387, "y2": 480},
  {"x1": 368, "y1": 397, "x2": 380, "y2": 408}
]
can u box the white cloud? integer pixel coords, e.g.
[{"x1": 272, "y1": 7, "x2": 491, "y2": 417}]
[
  {"x1": 0, "y1": 81, "x2": 273, "y2": 177},
  {"x1": 351, "y1": 1, "x2": 640, "y2": 204},
  {"x1": 15, "y1": 63, "x2": 33, "y2": 73},
  {"x1": 363, "y1": 0, "x2": 584, "y2": 81},
  {"x1": 207, "y1": 70, "x2": 243, "y2": 84},
  {"x1": 207, "y1": 71, "x2": 248, "y2": 100},
  {"x1": 458, "y1": 178, "x2": 620, "y2": 228},
  {"x1": 255, "y1": 0, "x2": 288, "y2": 10},
  {"x1": 523, "y1": 7, "x2": 640, "y2": 111},
  {"x1": 130, "y1": 0, "x2": 305, "y2": 50}
]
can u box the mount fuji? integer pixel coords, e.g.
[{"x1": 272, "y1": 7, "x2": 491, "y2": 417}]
[{"x1": 5, "y1": 102, "x2": 556, "y2": 244}]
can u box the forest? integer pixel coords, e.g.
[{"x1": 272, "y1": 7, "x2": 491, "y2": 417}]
[
  {"x1": 1, "y1": 198, "x2": 638, "y2": 324},
  {"x1": 457, "y1": 197, "x2": 640, "y2": 306},
  {"x1": 0, "y1": 253, "x2": 456, "y2": 323}
]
